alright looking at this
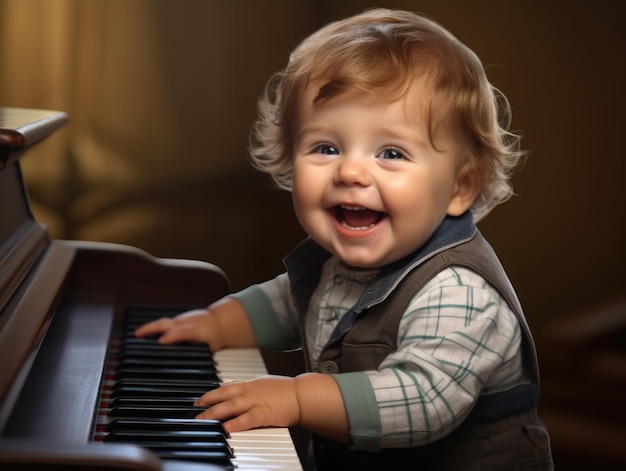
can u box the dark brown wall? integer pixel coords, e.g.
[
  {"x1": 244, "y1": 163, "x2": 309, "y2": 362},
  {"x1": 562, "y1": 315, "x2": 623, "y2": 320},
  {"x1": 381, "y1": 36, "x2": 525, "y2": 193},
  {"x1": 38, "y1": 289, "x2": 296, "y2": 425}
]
[{"x1": 1, "y1": 1, "x2": 624, "y2": 468}]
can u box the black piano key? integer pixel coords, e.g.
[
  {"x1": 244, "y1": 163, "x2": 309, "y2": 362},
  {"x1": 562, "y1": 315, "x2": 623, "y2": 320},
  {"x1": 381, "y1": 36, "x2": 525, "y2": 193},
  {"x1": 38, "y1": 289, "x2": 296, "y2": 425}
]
[
  {"x1": 121, "y1": 330, "x2": 214, "y2": 344},
  {"x1": 105, "y1": 418, "x2": 227, "y2": 435},
  {"x1": 121, "y1": 337, "x2": 209, "y2": 351},
  {"x1": 114, "y1": 367, "x2": 220, "y2": 382},
  {"x1": 109, "y1": 395, "x2": 198, "y2": 407},
  {"x1": 117, "y1": 348, "x2": 212, "y2": 360},
  {"x1": 117, "y1": 441, "x2": 233, "y2": 457},
  {"x1": 123, "y1": 308, "x2": 182, "y2": 318},
  {"x1": 111, "y1": 378, "x2": 220, "y2": 389},
  {"x1": 108, "y1": 404, "x2": 208, "y2": 419},
  {"x1": 124, "y1": 308, "x2": 183, "y2": 317},
  {"x1": 111, "y1": 376, "x2": 220, "y2": 388},
  {"x1": 115, "y1": 355, "x2": 215, "y2": 373},
  {"x1": 110, "y1": 386, "x2": 214, "y2": 398},
  {"x1": 104, "y1": 429, "x2": 227, "y2": 443},
  {"x1": 110, "y1": 397, "x2": 201, "y2": 408},
  {"x1": 148, "y1": 449, "x2": 232, "y2": 465}
]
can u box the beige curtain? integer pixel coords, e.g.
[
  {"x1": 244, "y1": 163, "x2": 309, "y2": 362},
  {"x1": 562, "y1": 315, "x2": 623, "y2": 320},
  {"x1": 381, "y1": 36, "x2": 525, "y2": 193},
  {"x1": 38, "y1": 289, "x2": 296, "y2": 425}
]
[
  {"x1": 0, "y1": 0, "x2": 312, "y2": 289},
  {"x1": 1, "y1": 0, "x2": 74, "y2": 234}
]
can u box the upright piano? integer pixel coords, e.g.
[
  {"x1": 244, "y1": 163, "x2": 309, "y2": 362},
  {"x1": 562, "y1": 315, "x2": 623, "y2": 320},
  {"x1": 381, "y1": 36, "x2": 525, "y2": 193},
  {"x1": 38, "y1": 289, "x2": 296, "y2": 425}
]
[{"x1": 0, "y1": 107, "x2": 303, "y2": 470}]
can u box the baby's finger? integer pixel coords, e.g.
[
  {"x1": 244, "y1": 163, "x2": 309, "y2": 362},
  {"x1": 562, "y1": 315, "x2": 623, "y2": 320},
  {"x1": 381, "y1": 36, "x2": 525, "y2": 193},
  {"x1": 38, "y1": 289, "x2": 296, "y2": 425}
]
[
  {"x1": 219, "y1": 406, "x2": 268, "y2": 433},
  {"x1": 133, "y1": 317, "x2": 175, "y2": 337},
  {"x1": 156, "y1": 323, "x2": 203, "y2": 344},
  {"x1": 195, "y1": 400, "x2": 238, "y2": 422},
  {"x1": 195, "y1": 392, "x2": 251, "y2": 425},
  {"x1": 195, "y1": 382, "x2": 243, "y2": 407}
]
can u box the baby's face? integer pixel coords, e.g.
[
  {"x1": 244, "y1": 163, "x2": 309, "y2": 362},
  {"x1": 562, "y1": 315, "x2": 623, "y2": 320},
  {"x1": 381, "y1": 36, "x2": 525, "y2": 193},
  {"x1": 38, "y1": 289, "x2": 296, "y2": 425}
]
[{"x1": 290, "y1": 83, "x2": 476, "y2": 268}]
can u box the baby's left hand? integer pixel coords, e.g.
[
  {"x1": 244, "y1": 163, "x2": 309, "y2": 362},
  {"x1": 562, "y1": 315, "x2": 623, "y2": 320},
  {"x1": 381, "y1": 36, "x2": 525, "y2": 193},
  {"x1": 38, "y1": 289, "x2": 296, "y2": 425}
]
[{"x1": 194, "y1": 375, "x2": 300, "y2": 433}]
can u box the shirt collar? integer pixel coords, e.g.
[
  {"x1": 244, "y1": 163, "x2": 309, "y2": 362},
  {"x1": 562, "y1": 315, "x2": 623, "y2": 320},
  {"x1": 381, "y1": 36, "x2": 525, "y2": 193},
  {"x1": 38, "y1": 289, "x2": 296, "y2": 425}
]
[{"x1": 284, "y1": 210, "x2": 477, "y2": 295}]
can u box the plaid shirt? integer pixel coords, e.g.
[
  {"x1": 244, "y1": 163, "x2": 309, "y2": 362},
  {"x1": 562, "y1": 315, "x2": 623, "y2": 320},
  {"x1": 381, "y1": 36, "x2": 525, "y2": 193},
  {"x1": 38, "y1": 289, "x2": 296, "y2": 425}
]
[{"x1": 232, "y1": 259, "x2": 525, "y2": 451}]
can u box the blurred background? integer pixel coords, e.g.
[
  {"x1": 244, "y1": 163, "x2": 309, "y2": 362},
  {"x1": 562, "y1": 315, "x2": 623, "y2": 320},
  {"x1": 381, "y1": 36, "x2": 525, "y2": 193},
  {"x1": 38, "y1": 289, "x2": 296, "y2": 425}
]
[{"x1": 1, "y1": 0, "x2": 624, "y2": 468}]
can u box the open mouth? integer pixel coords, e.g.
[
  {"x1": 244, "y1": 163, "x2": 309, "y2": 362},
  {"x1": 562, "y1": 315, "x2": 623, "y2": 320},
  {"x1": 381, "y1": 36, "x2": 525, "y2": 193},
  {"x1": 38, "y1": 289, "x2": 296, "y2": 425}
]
[{"x1": 332, "y1": 204, "x2": 385, "y2": 229}]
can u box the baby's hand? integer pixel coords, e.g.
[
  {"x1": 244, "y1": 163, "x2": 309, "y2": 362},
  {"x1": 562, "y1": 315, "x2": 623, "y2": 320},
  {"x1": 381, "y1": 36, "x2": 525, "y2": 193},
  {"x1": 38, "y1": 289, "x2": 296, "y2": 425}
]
[
  {"x1": 133, "y1": 308, "x2": 214, "y2": 345},
  {"x1": 194, "y1": 375, "x2": 300, "y2": 433}
]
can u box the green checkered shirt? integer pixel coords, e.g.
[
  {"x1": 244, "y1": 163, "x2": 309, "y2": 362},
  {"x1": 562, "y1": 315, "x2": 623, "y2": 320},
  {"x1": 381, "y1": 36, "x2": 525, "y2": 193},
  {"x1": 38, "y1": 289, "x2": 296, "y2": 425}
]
[{"x1": 232, "y1": 257, "x2": 525, "y2": 451}]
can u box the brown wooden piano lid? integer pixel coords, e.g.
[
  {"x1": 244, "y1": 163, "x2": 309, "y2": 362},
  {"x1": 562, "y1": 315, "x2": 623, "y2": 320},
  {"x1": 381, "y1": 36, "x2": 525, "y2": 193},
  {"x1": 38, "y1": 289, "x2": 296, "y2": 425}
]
[{"x1": 0, "y1": 107, "x2": 68, "y2": 165}]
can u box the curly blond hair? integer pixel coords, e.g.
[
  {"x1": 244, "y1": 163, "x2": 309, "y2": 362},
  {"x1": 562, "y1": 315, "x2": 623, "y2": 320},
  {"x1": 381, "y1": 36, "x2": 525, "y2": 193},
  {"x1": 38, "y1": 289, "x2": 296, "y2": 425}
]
[{"x1": 248, "y1": 8, "x2": 525, "y2": 222}]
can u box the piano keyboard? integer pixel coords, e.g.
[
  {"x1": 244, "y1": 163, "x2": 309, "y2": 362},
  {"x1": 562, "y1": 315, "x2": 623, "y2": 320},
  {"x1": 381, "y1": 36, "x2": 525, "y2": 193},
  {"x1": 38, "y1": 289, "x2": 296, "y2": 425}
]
[{"x1": 94, "y1": 308, "x2": 303, "y2": 470}]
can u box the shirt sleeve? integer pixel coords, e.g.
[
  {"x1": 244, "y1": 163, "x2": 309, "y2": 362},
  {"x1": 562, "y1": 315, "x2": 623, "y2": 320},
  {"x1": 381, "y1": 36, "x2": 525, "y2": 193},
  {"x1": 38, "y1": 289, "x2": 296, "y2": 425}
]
[
  {"x1": 333, "y1": 266, "x2": 524, "y2": 451},
  {"x1": 229, "y1": 273, "x2": 301, "y2": 350}
]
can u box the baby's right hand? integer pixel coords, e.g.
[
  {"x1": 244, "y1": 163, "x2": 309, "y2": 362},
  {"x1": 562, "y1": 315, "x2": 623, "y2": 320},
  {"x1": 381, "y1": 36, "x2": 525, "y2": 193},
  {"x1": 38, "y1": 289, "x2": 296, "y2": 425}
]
[{"x1": 134, "y1": 308, "x2": 215, "y2": 346}]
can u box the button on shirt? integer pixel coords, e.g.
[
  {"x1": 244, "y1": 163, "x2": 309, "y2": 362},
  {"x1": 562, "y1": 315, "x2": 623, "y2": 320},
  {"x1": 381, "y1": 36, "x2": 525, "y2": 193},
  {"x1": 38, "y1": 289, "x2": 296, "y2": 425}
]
[{"x1": 305, "y1": 259, "x2": 378, "y2": 369}]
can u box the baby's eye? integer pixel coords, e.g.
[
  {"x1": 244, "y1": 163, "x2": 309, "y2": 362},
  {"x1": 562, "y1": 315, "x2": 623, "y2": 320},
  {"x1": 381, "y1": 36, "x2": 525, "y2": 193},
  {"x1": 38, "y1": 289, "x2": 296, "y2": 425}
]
[
  {"x1": 379, "y1": 148, "x2": 405, "y2": 160},
  {"x1": 314, "y1": 144, "x2": 339, "y2": 155}
]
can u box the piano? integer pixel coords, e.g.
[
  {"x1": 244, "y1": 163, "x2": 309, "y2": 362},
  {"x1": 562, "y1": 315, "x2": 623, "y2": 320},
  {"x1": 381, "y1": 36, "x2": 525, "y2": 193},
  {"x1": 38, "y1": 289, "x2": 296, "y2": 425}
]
[{"x1": 0, "y1": 107, "x2": 303, "y2": 470}]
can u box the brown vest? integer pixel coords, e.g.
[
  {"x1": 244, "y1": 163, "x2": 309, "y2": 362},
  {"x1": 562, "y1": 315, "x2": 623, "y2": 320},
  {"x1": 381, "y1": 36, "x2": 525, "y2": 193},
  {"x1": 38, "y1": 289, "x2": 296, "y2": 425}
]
[
  {"x1": 315, "y1": 231, "x2": 539, "y2": 384},
  {"x1": 311, "y1": 232, "x2": 544, "y2": 470}
]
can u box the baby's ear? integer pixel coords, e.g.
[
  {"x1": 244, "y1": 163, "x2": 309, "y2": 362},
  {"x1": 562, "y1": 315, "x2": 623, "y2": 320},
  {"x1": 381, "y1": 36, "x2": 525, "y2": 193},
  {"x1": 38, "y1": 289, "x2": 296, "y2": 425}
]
[{"x1": 447, "y1": 162, "x2": 481, "y2": 216}]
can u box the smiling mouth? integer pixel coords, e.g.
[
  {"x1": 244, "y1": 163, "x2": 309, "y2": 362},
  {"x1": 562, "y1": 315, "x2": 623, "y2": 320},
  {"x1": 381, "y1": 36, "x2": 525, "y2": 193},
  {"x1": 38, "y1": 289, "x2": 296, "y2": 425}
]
[{"x1": 332, "y1": 205, "x2": 385, "y2": 230}]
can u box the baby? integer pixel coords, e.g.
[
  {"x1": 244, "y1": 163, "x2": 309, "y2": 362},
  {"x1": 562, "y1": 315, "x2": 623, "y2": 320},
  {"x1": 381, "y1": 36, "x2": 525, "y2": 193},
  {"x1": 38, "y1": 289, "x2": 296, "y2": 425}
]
[{"x1": 136, "y1": 8, "x2": 554, "y2": 470}]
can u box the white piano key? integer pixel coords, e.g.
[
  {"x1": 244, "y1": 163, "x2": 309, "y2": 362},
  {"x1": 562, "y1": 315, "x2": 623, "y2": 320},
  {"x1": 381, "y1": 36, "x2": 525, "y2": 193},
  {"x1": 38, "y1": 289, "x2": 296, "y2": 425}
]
[{"x1": 213, "y1": 349, "x2": 303, "y2": 470}]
